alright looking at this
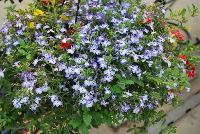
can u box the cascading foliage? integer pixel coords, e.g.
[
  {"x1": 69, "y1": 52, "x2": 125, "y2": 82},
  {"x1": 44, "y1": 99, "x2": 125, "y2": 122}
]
[{"x1": 0, "y1": 0, "x2": 198, "y2": 133}]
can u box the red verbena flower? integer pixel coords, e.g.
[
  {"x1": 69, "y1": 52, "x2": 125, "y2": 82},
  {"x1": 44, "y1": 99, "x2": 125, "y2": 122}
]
[
  {"x1": 187, "y1": 64, "x2": 196, "y2": 79},
  {"x1": 186, "y1": 60, "x2": 190, "y2": 65},
  {"x1": 188, "y1": 70, "x2": 195, "y2": 79},
  {"x1": 191, "y1": 65, "x2": 196, "y2": 71},
  {"x1": 179, "y1": 54, "x2": 187, "y2": 60},
  {"x1": 60, "y1": 42, "x2": 72, "y2": 49},
  {"x1": 146, "y1": 18, "x2": 153, "y2": 23},
  {"x1": 171, "y1": 30, "x2": 185, "y2": 41},
  {"x1": 177, "y1": 34, "x2": 185, "y2": 41}
]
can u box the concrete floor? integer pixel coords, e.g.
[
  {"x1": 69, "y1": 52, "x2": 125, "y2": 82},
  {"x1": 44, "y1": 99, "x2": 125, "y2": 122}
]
[
  {"x1": 1, "y1": 0, "x2": 200, "y2": 134},
  {"x1": 176, "y1": 104, "x2": 200, "y2": 134}
]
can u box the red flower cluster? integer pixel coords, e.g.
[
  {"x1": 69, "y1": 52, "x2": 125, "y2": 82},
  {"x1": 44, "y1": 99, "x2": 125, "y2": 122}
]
[
  {"x1": 171, "y1": 30, "x2": 185, "y2": 41},
  {"x1": 179, "y1": 54, "x2": 196, "y2": 79},
  {"x1": 60, "y1": 28, "x2": 75, "y2": 50},
  {"x1": 60, "y1": 42, "x2": 72, "y2": 49},
  {"x1": 187, "y1": 66, "x2": 196, "y2": 78},
  {"x1": 146, "y1": 18, "x2": 153, "y2": 23},
  {"x1": 60, "y1": 22, "x2": 86, "y2": 50}
]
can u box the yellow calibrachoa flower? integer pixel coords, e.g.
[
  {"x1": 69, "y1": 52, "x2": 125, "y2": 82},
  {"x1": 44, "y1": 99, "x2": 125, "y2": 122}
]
[
  {"x1": 60, "y1": 14, "x2": 70, "y2": 21},
  {"x1": 180, "y1": 86, "x2": 185, "y2": 91},
  {"x1": 34, "y1": 9, "x2": 44, "y2": 16},
  {"x1": 29, "y1": 22, "x2": 35, "y2": 29},
  {"x1": 173, "y1": 41, "x2": 178, "y2": 47},
  {"x1": 168, "y1": 55, "x2": 173, "y2": 60}
]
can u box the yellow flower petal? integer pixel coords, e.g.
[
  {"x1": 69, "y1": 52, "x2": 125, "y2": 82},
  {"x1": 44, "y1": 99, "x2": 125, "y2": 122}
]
[
  {"x1": 34, "y1": 9, "x2": 44, "y2": 16},
  {"x1": 180, "y1": 86, "x2": 184, "y2": 91},
  {"x1": 168, "y1": 55, "x2": 173, "y2": 60},
  {"x1": 173, "y1": 42, "x2": 178, "y2": 47},
  {"x1": 60, "y1": 14, "x2": 70, "y2": 21},
  {"x1": 29, "y1": 22, "x2": 35, "y2": 29}
]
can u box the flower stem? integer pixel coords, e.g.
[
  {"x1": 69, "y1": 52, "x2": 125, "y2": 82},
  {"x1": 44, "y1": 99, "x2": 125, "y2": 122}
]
[{"x1": 75, "y1": 0, "x2": 81, "y2": 23}]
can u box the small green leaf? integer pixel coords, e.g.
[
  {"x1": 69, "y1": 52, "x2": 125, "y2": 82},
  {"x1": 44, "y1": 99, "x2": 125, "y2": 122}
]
[
  {"x1": 131, "y1": 76, "x2": 144, "y2": 87},
  {"x1": 69, "y1": 119, "x2": 81, "y2": 129},
  {"x1": 19, "y1": 39, "x2": 26, "y2": 46},
  {"x1": 180, "y1": 8, "x2": 186, "y2": 16},
  {"x1": 18, "y1": 49, "x2": 27, "y2": 55},
  {"x1": 124, "y1": 79, "x2": 134, "y2": 85},
  {"x1": 115, "y1": 74, "x2": 122, "y2": 80},
  {"x1": 83, "y1": 114, "x2": 92, "y2": 127},
  {"x1": 118, "y1": 82, "x2": 126, "y2": 89},
  {"x1": 26, "y1": 54, "x2": 33, "y2": 60},
  {"x1": 111, "y1": 85, "x2": 123, "y2": 93},
  {"x1": 104, "y1": 94, "x2": 111, "y2": 99},
  {"x1": 80, "y1": 123, "x2": 89, "y2": 134}
]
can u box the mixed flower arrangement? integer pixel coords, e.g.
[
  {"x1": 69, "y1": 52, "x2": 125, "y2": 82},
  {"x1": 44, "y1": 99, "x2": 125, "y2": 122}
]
[{"x1": 0, "y1": 0, "x2": 199, "y2": 133}]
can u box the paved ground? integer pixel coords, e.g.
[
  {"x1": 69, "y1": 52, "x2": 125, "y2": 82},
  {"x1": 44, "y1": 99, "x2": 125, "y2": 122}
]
[
  {"x1": 0, "y1": 0, "x2": 200, "y2": 134},
  {"x1": 176, "y1": 104, "x2": 200, "y2": 134}
]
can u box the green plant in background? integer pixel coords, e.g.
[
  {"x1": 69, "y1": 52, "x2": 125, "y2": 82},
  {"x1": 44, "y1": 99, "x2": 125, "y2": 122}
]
[
  {"x1": 0, "y1": 0, "x2": 199, "y2": 134},
  {"x1": 0, "y1": 0, "x2": 23, "y2": 4}
]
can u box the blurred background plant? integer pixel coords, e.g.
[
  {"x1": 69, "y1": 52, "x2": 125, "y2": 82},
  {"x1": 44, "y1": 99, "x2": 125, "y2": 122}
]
[{"x1": 0, "y1": 0, "x2": 23, "y2": 4}]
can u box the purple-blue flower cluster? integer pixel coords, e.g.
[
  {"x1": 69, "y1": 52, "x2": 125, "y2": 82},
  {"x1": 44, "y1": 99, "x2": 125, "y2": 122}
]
[{"x1": 0, "y1": 0, "x2": 191, "y2": 117}]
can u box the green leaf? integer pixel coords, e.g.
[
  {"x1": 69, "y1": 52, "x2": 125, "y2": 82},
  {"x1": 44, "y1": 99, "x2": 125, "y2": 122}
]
[
  {"x1": 18, "y1": 49, "x2": 27, "y2": 55},
  {"x1": 111, "y1": 85, "x2": 123, "y2": 93},
  {"x1": 180, "y1": 8, "x2": 186, "y2": 16},
  {"x1": 115, "y1": 74, "x2": 122, "y2": 80},
  {"x1": 124, "y1": 79, "x2": 134, "y2": 85},
  {"x1": 4, "y1": 5, "x2": 17, "y2": 12},
  {"x1": 69, "y1": 119, "x2": 81, "y2": 129},
  {"x1": 19, "y1": 39, "x2": 26, "y2": 47},
  {"x1": 151, "y1": 92, "x2": 161, "y2": 100},
  {"x1": 26, "y1": 54, "x2": 34, "y2": 60},
  {"x1": 104, "y1": 94, "x2": 111, "y2": 100},
  {"x1": 118, "y1": 82, "x2": 126, "y2": 89},
  {"x1": 131, "y1": 76, "x2": 144, "y2": 87},
  {"x1": 91, "y1": 112, "x2": 103, "y2": 127},
  {"x1": 80, "y1": 123, "x2": 89, "y2": 134},
  {"x1": 83, "y1": 113, "x2": 92, "y2": 127}
]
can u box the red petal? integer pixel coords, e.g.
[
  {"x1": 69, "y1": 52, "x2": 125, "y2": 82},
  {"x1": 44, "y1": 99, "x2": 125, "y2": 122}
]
[
  {"x1": 60, "y1": 43, "x2": 66, "y2": 49},
  {"x1": 60, "y1": 42, "x2": 71, "y2": 49},
  {"x1": 188, "y1": 70, "x2": 195, "y2": 78},
  {"x1": 186, "y1": 60, "x2": 190, "y2": 65},
  {"x1": 146, "y1": 18, "x2": 153, "y2": 23},
  {"x1": 65, "y1": 42, "x2": 72, "y2": 49},
  {"x1": 179, "y1": 54, "x2": 187, "y2": 60}
]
